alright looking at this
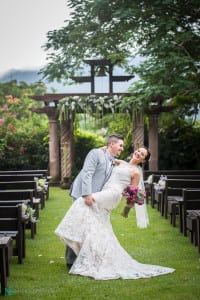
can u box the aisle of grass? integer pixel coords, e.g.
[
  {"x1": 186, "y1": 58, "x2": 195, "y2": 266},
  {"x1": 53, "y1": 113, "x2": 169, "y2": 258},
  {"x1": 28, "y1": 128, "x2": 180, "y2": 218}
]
[{"x1": 6, "y1": 187, "x2": 200, "y2": 300}]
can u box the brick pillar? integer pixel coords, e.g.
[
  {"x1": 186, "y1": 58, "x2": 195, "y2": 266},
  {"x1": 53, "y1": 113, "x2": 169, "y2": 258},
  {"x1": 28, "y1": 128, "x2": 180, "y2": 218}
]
[
  {"x1": 148, "y1": 114, "x2": 159, "y2": 171},
  {"x1": 46, "y1": 108, "x2": 60, "y2": 183}
]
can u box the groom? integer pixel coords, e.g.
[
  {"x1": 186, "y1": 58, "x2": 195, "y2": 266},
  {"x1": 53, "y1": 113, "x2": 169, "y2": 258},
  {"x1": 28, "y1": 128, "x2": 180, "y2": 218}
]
[{"x1": 66, "y1": 134, "x2": 124, "y2": 269}]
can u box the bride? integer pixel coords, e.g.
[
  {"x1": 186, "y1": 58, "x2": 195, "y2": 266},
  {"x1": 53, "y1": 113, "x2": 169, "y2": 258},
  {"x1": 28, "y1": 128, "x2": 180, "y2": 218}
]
[{"x1": 55, "y1": 147, "x2": 175, "y2": 280}]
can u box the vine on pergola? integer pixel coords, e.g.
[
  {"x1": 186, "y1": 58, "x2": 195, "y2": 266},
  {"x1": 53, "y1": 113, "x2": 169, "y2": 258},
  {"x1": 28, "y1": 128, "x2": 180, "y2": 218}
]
[{"x1": 58, "y1": 94, "x2": 137, "y2": 122}]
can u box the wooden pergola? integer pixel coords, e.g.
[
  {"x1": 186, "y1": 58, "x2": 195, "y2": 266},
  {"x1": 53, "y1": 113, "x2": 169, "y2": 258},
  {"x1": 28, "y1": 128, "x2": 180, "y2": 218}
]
[{"x1": 30, "y1": 59, "x2": 174, "y2": 186}]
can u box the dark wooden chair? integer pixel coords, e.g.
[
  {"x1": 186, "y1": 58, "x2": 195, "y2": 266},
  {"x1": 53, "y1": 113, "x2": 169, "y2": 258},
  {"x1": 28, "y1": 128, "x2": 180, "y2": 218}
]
[
  {"x1": 166, "y1": 188, "x2": 182, "y2": 226},
  {"x1": 0, "y1": 237, "x2": 13, "y2": 295},
  {"x1": 144, "y1": 170, "x2": 200, "y2": 205},
  {"x1": 0, "y1": 190, "x2": 38, "y2": 240},
  {"x1": 197, "y1": 215, "x2": 200, "y2": 253},
  {"x1": 180, "y1": 189, "x2": 200, "y2": 238},
  {"x1": 186, "y1": 211, "x2": 200, "y2": 246},
  {"x1": 163, "y1": 179, "x2": 200, "y2": 220},
  {"x1": 144, "y1": 170, "x2": 200, "y2": 181},
  {"x1": 0, "y1": 170, "x2": 50, "y2": 200},
  {"x1": 0, "y1": 169, "x2": 48, "y2": 176},
  {"x1": 0, "y1": 201, "x2": 36, "y2": 239},
  {"x1": 0, "y1": 205, "x2": 25, "y2": 264},
  {"x1": 149, "y1": 174, "x2": 200, "y2": 209},
  {"x1": 0, "y1": 174, "x2": 43, "y2": 182},
  {"x1": 0, "y1": 181, "x2": 45, "y2": 209},
  {"x1": 0, "y1": 189, "x2": 39, "y2": 219}
]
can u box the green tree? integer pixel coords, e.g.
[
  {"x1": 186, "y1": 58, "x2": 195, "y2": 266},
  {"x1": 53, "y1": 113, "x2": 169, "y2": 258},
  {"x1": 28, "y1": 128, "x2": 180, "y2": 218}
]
[
  {"x1": 0, "y1": 81, "x2": 49, "y2": 170},
  {"x1": 42, "y1": 0, "x2": 200, "y2": 106}
]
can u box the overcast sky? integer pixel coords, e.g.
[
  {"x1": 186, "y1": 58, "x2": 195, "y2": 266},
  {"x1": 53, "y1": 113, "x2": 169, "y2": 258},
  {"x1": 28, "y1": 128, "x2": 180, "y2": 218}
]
[
  {"x1": 0, "y1": 0, "x2": 71, "y2": 75},
  {"x1": 0, "y1": 1, "x2": 135, "y2": 93}
]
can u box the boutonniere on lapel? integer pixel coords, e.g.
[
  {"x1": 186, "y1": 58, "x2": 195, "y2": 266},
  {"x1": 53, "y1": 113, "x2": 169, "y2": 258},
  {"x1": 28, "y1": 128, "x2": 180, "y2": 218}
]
[{"x1": 110, "y1": 157, "x2": 115, "y2": 166}]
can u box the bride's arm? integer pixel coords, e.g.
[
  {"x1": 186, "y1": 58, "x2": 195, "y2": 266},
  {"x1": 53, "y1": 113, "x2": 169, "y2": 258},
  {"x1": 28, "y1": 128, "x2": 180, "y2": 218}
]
[
  {"x1": 126, "y1": 171, "x2": 141, "y2": 208},
  {"x1": 130, "y1": 170, "x2": 140, "y2": 187}
]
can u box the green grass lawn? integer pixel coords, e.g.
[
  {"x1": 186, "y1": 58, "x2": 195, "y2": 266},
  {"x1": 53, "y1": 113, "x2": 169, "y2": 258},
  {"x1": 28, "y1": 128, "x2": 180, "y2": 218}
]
[{"x1": 6, "y1": 187, "x2": 200, "y2": 300}]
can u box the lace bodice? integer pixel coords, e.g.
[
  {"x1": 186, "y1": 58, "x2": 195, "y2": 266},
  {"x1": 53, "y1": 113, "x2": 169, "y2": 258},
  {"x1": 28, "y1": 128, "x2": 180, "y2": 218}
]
[
  {"x1": 103, "y1": 161, "x2": 134, "y2": 192},
  {"x1": 90, "y1": 162, "x2": 137, "y2": 212},
  {"x1": 90, "y1": 162, "x2": 145, "y2": 212}
]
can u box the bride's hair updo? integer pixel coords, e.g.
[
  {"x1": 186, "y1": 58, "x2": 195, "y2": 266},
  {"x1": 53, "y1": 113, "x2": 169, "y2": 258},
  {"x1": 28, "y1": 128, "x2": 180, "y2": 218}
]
[{"x1": 142, "y1": 146, "x2": 151, "y2": 163}]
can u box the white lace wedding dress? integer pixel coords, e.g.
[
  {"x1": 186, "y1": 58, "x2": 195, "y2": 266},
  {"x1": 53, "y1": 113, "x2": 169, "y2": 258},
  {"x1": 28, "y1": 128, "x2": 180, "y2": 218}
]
[{"x1": 55, "y1": 162, "x2": 175, "y2": 280}]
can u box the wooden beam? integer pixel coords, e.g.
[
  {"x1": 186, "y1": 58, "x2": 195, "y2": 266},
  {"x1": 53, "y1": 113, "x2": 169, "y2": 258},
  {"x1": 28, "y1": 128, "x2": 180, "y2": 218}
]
[{"x1": 30, "y1": 93, "x2": 133, "y2": 102}]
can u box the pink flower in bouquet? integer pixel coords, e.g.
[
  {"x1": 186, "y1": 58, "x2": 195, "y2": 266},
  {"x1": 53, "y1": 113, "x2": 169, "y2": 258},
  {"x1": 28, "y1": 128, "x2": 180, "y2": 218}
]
[
  {"x1": 121, "y1": 185, "x2": 146, "y2": 218},
  {"x1": 122, "y1": 186, "x2": 146, "y2": 205}
]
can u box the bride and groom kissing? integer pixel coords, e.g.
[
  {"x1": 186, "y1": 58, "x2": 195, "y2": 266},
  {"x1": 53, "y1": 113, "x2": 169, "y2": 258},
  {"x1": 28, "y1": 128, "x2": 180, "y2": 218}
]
[{"x1": 55, "y1": 134, "x2": 175, "y2": 280}]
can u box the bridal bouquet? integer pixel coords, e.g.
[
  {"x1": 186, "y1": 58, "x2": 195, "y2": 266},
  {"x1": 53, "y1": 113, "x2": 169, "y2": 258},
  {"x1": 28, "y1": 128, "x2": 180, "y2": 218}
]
[{"x1": 121, "y1": 186, "x2": 146, "y2": 218}]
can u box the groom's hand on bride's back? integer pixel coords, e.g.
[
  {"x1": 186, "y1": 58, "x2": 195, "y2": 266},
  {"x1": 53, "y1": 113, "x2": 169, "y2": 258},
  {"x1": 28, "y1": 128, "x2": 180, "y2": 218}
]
[{"x1": 84, "y1": 195, "x2": 95, "y2": 206}]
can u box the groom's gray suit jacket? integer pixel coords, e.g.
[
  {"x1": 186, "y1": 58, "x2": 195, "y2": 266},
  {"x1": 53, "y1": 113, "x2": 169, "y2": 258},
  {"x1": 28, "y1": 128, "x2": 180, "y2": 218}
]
[{"x1": 70, "y1": 148, "x2": 113, "y2": 200}]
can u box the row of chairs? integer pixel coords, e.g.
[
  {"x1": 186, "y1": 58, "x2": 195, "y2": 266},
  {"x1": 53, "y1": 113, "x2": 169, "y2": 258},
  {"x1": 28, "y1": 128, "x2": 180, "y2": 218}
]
[
  {"x1": 0, "y1": 169, "x2": 50, "y2": 295},
  {"x1": 145, "y1": 171, "x2": 200, "y2": 254}
]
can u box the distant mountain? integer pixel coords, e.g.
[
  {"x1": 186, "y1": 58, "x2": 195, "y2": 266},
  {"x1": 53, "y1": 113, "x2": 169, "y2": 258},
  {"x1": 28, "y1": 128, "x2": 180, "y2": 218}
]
[
  {"x1": 0, "y1": 67, "x2": 136, "y2": 93},
  {"x1": 0, "y1": 69, "x2": 66, "y2": 92},
  {"x1": 0, "y1": 69, "x2": 42, "y2": 84}
]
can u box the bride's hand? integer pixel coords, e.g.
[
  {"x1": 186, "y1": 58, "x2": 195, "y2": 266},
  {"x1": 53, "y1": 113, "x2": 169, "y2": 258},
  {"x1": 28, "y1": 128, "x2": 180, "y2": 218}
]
[{"x1": 84, "y1": 195, "x2": 95, "y2": 206}]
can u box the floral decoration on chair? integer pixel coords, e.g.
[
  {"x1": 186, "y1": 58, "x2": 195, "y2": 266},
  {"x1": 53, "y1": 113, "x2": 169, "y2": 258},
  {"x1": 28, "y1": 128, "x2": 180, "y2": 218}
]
[{"x1": 153, "y1": 175, "x2": 167, "y2": 191}]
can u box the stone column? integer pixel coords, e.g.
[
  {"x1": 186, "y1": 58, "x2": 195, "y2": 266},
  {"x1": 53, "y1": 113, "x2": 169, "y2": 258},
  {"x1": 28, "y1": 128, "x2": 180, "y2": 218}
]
[
  {"x1": 60, "y1": 119, "x2": 74, "y2": 188},
  {"x1": 148, "y1": 114, "x2": 159, "y2": 171},
  {"x1": 45, "y1": 107, "x2": 60, "y2": 183}
]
